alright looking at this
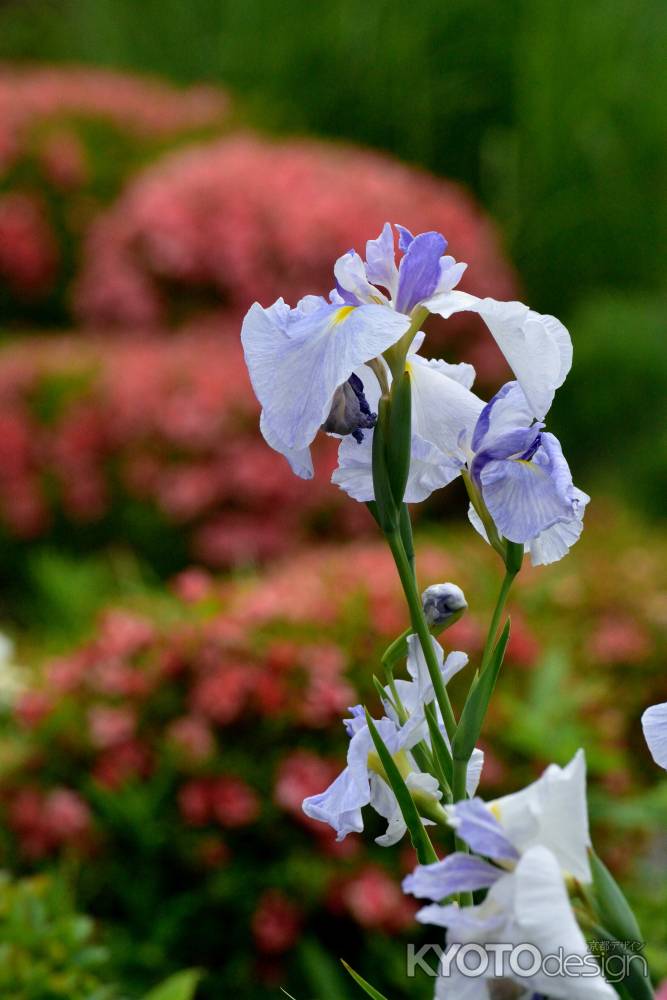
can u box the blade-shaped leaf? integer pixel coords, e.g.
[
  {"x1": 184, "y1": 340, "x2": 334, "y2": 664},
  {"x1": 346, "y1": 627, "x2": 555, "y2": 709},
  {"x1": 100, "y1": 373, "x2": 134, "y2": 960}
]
[
  {"x1": 364, "y1": 709, "x2": 438, "y2": 864},
  {"x1": 452, "y1": 619, "x2": 510, "y2": 762},
  {"x1": 424, "y1": 700, "x2": 453, "y2": 795},
  {"x1": 586, "y1": 924, "x2": 654, "y2": 1000},
  {"x1": 589, "y1": 849, "x2": 643, "y2": 945},
  {"x1": 142, "y1": 970, "x2": 201, "y2": 1000},
  {"x1": 341, "y1": 960, "x2": 391, "y2": 1000},
  {"x1": 381, "y1": 628, "x2": 411, "y2": 671}
]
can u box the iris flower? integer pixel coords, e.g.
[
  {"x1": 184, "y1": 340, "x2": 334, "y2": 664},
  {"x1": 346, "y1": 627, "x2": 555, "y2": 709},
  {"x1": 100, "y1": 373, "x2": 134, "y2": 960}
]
[
  {"x1": 404, "y1": 752, "x2": 615, "y2": 1000},
  {"x1": 303, "y1": 635, "x2": 482, "y2": 846},
  {"x1": 241, "y1": 223, "x2": 571, "y2": 478}
]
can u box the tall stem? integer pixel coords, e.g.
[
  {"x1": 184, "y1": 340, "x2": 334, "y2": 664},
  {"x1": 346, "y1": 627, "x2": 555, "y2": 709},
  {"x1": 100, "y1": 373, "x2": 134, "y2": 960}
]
[
  {"x1": 386, "y1": 529, "x2": 457, "y2": 742},
  {"x1": 481, "y1": 567, "x2": 516, "y2": 675}
]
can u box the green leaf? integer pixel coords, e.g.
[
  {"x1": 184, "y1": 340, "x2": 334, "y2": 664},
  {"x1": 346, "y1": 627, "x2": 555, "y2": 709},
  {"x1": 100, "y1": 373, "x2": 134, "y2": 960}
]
[
  {"x1": 364, "y1": 709, "x2": 438, "y2": 864},
  {"x1": 371, "y1": 397, "x2": 398, "y2": 531},
  {"x1": 341, "y1": 960, "x2": 391, "y2": 1000},
  {"x1": 386, "y1": 370, "x2": 412, "y2": 506},
  {"x1": 586, "y1": 925, "x2": 654, "y2": 1000},
  {"x1": 380, "y1": 628, "x2": 410, "y2": 671},
  {"x1": 424, "y1": 700, "x2": 453, "y2": 794},
  {"x1": 398, "y1": 503, "x2": 415, "y2": 568},
  {"x1": 142, "y1": 970, "x2": 201, "y2": 1000},
  {"x1": 589, "y1": 849, "x2": 644, "y2": 945},
  {"x1": 452, "y1": 619, "x2": 510, "y2": 762}
]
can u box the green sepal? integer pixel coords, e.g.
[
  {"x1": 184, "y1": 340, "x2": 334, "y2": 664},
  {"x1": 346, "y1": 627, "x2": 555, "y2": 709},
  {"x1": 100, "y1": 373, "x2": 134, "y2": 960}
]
[
  {"x1": 452, "y1": 619, "x2": 510, "y2": 761},
  {"x1": 424, "y1": 700, "x2": 453, "y2": 796},
  {"x1": 504, "y1": 539, "x2": 524, "y2": 575},
  {"x1": 386, "y1": 370, "x2": 412, "y2": 507},
  {"x1": 589, "y1": 849, "x2": 644, "y2": 946},
  {"x1": 341, "y1": 961, "x2": 391, "y2": 1000},
  {"x1": 371, "y1": 397, "x2": 398, "y2": 531},
  {"x1": 364, "y1": 708, "x2": 438, "y2": 864}
]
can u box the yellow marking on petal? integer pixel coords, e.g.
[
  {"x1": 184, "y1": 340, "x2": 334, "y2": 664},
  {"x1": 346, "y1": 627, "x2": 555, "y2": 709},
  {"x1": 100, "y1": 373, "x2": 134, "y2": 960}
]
[
  {"x1": 405, "y1": 360, "x2": 413, "y2": 375},
  {"x1": 489, "y1": 802, "x2": 501, "y2": 820},
  {"x1": 332, "y1": 305, "x2": 356, "y2": 325}
]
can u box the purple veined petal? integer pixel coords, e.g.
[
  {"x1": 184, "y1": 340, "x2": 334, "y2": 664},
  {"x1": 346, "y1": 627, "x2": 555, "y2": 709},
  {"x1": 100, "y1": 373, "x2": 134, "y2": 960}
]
[
  {"x1": 242, "y1": 297, "x2": 411, "y2": 465},
  {"x1": 525, "y1": 493, "x2": 587, "y2": 566},
  {"x1": 470, "y1": 426, "x2": 543, "y2": 485},
  {"x1": 395, "y1": 231, "x2": 447, "y2": 314},
  {"x1": 642, "y1": 702, "x2": 667, "y2": 769},
  {"x1": 403, "y1": 853, "x2": 503, "y2": 900},
  {"x1": 471, "y1": 381, "x2": 534, "y2": 452},
  {"x1": 365, "y1": 222, "x2": 399, "y2": 298},
  {"x1": 479, "y1": 442, "x2": 577, "y2": 545},
  {"x1": 302, "y1": 767, "x2": 367, "y2": 841},
  {"x1": 446, "y1": 798, "x2": 520, "y2": 862}
]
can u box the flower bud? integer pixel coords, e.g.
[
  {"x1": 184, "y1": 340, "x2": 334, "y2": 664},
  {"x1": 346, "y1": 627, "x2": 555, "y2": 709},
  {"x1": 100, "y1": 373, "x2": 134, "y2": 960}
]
[{"x1": 421, "y1": 583, "x2": 467, "y2": 629}]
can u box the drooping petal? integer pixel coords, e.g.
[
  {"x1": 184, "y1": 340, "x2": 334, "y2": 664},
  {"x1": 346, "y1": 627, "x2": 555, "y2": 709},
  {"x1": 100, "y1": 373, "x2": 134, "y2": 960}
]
[
  {"x1": 242, "y1": 297, "x2": 411, "y2": 469},
  {"x1": 403, "y1": 853, "x2": 503, "y2": 900},
  {"x1": 642, "y1": 702, "x2": 667, "y2": 769},
  {"x1": 512, "y1": 847, "x2": 616, "y2": 999},
  {"x1": 479, "y1": 446, "x2": 576, "y2": 544},
  {"x1": 332, "y1": 427, "x2": 460, "y2": 503},
  {"x1": 526, "y1": 487, "x2": 589, "y2": 566},
  {"x1": 490, "y1": 750, "x2": 591, "y2": 883},
  {"x1": 302, "y1": 767, "x2": 367, "y2": 840},
  {"x1": 409, "y1": 353, "x2": 485, "y2": 461},
  {"x1": 365, "y1": 223, "x2": 398, "y2": 298},
  {"x1": 370, "y1": 772, "x2": 406, "y2": 847},
  {"x1": 395, "y1": 231, "x2": 447, "y2": 314},
  {"x1": 259, "y1": 411, "x2": 314, "y2": 479},
  {"x1": 445, "y1": 798, "x2": 520, "y2": 862},
  {"x1": 425, "y1": 290, "x2": 572, "y2": 420}
]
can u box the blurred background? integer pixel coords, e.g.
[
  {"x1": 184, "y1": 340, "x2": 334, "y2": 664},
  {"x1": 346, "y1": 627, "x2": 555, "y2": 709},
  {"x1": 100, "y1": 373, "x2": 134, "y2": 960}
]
[{"x1": 0, "y1": 1, "x2": 664, "y2": 997}]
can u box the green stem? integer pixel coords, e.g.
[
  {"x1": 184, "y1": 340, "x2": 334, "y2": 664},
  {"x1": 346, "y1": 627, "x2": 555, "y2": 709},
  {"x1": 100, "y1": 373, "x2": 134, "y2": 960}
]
[
  {"x1": 480, "y1": 567, "x2": 516, "y2": 675},
  {"x1": 386, "y1": 529, "x2": 457, "y2": 742}
]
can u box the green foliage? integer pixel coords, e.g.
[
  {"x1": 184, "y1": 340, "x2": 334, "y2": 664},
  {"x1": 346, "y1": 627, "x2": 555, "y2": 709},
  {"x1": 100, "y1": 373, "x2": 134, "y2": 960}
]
[
  {"x1": 0, "y1": 871, "x2": 118, "y2": 1000},
  {"x1": 552, "y1": 291, "x2": 667, "y2": 518},
  {"x1": 142, "y1": 970, "x2": 200, "y2": 1000}
]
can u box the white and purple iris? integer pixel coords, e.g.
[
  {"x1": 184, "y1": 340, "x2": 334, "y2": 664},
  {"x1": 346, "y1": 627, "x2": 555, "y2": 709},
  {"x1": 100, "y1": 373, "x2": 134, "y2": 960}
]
[
  {"x1": 403, "y1": 752, "x2": 615, "y2": 1000},
  {"x1": 241, "y1": 222, "x2": 571, "y2": 477},
  {"x1": 302, "y1": 634, "x2": 483, "y2": 846},
  {"x1": 642, "y1": 702, "x2": 667, "y2": 770}
]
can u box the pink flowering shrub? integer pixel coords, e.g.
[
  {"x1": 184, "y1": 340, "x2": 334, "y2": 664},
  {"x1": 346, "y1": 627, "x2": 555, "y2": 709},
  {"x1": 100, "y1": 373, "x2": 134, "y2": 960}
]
[
  {"x1": 0, "y1": 63, "x2": 229, "y2": 321},
  {"x1": 1, "y1": 517, "x2": 665, "y2": 994},
  {"x1": 75, "y1": 134, "x2": 517, "y2": 378},
  {"x1": 0, "y1": 324, "x2": 372, "y2": 569}
]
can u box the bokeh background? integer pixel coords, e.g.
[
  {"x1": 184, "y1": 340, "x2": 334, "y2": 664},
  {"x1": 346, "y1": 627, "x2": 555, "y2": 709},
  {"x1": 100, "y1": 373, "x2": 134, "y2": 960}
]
[{"x1": 0, "y1": 1, "x2": 664, "y2": 997}]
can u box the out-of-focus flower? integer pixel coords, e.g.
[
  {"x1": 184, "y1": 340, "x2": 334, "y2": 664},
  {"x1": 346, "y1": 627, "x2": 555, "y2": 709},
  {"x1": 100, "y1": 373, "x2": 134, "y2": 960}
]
[
  {"x1": 333, "y1": 865, "x2": 416, "y2": 933},
  {"x1": 209, "y1": 777, "x2": 260, "y2": 828},
  {"x1": 251, "y1": 890, "x2": 302, "y2": 955},
  {"x1": 76, "y1": 137, "x2": 517, "y2": 344},
  {"x1": 0, "y1": 193, "x2": 57, "y2": 295}
]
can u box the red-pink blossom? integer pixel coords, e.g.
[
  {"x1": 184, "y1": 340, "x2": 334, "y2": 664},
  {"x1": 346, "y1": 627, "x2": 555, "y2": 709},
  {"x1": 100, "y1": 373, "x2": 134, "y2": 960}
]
[{"x1": 251, "y1": 890, "x2": 302, "y2": 954}]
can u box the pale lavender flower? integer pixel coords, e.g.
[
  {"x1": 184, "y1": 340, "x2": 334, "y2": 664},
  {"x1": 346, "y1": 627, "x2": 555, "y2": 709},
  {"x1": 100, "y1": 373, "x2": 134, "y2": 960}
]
[{"x1": 642, "y1": 702, "x2": 667, "y2": 769}]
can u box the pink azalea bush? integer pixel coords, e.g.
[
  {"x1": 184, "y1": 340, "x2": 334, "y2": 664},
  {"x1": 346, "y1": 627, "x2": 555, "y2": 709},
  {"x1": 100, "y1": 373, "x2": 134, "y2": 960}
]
[
  {"x1": 1, "y1": 517, "x2": 665, "y2": 994},
  {"x1": 0, "y1": 324, "x2": 371, "y2": 566},
  {"x1": 0, "y1": 64, "x2": 229, "y2": 320},
  {"x1": 75, "y1": 134, "x2": 517, "y2": 377}
]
